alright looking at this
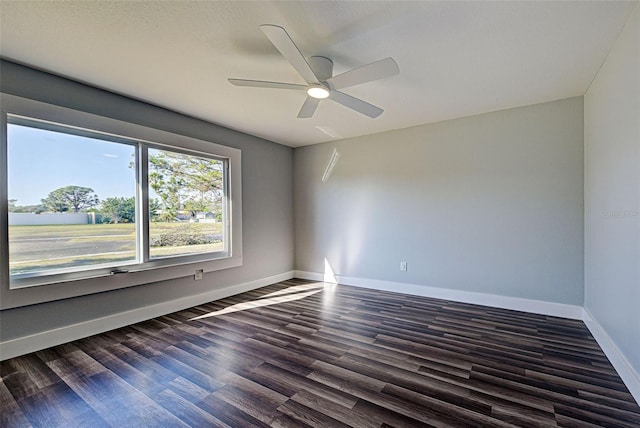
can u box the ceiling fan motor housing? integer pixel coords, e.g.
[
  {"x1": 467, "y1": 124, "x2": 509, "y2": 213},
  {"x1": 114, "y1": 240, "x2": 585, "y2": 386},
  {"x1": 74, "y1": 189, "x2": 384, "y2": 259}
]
[{"x1": 308, "y1": 56, "x2": 333, "y2": 83}]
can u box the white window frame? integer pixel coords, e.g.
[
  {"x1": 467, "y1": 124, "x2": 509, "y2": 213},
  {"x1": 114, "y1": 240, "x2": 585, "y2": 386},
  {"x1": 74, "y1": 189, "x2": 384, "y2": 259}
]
[{"x1": 0, "y1": 94, "x2": 243, "y2": 309}]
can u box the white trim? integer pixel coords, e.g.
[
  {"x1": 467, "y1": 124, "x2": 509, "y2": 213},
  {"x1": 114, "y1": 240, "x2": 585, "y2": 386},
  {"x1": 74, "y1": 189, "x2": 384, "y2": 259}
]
[
  {"x1": 583, "y1": 309, "x2": 640, "y2": 405},
  {"x1": 0, "y1": 271, "x2": 294, "y2": 361},
  {"x1": 296, "y1": 270, "x2": 328, "y2": 282},
  {"x1": 294, "y1": 271, "x2": 583, "y2": 319}
]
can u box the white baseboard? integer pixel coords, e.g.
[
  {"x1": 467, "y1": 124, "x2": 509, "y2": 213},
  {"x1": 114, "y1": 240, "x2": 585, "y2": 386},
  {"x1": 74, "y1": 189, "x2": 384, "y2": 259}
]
[
  {"x1": 583, "y1": 309, "x2": 640, "y2": 405},
  {"x1": 294, "y1": 270, "x2": 325, "y2": 282},
  {"x1": 0, "y1": 271, "x2": 295, "y2": 361},
  {"x1": 294, "y1": 270, "x2": 583, "y2": 319}
]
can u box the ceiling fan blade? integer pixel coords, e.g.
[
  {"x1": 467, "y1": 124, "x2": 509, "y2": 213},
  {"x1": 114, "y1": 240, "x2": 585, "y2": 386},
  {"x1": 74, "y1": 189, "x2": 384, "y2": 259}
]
[
  {"x1": 326, "y1": 57, "x2": 399, "y2": 90},
  {"x1": 260, "y1": 24, "x2": 319, "y2": 84},
  {"x1": 297, "y1": 97, "x2": 320, "y2": 118},
  {"x1": 329, "y1": 91, "x2": 383, "y2": 118},
  {"x1": 228, "y1": 78, "x2": 307, "y2": 90}
]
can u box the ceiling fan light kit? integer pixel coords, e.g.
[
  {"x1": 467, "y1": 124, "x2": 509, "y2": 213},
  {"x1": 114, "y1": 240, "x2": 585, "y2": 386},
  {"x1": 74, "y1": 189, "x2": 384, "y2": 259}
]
[
  {"x1": 228, "y1": 24, "x2": 399, "y2": 119},
  {"x1": 307, "y1": 85, "x2": 330, "y2": 99}
]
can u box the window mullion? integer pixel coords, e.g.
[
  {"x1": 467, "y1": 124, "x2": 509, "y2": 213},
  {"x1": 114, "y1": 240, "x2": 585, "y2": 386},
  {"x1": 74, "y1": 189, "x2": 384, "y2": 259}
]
[
  {"x1": 224, "y1": 160, "x2": 231, "y2": 255},
  {"x1": 138, "y1": 144, "x2": 150, "y2": 263},
  {"x1": 0, "y1": 111, "x2": 9, "y2": 288}
]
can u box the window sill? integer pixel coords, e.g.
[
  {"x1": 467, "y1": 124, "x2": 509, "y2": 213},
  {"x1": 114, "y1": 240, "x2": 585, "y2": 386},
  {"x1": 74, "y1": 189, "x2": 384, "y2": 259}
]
[{"x1": 1, "y1": 254, "x2": 242, "y2": 309}]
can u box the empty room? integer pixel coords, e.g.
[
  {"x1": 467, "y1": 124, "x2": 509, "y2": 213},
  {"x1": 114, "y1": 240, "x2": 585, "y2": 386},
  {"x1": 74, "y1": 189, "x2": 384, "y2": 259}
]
[{"x1": 1, "y1": 1, "x2": 639, "y2": 427}]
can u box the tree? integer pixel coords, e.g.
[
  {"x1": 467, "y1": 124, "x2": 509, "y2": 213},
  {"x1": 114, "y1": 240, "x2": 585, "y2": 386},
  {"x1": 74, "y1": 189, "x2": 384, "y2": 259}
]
[
  {"x1": 41, "y1": 186, "x2": 99, "y2": 213},
  {"x1": 149, "y1": 198, "x2": 161, "y2": 221},
  {"x1": 100, "y1": 197, "x2": 161, "y2": 223},
  {"x1": 148, "y1": 151, "x2": 222, "y2": 221},
  {"x1": 8, "y1": 200, "x2": 45, "y2": 213},
  {"x1": 101, "y1": 197, "x2": 135, "y2": 223}
]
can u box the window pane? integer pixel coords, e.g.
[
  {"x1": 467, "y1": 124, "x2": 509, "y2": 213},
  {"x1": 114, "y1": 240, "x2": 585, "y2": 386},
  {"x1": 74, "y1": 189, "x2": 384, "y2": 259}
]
[
  {"x1": 148, "y1": 148, "x2": 225, "y2": 259},
  {"x1": 7, "y1": 123, "x2": 137, "y2": 275}
]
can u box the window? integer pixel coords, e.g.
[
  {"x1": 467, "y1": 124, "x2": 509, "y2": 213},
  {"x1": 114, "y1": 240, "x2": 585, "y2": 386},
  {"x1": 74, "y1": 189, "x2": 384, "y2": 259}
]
[
  {"x1": 147, "y1": 147, "x2": 227, "y2": 260},
  {"x1": 8, "y1": 121, "x2": 138, "y2": 276},
  {"x1": 1, "y1": 95, "x2": 242, "y2": 309}
]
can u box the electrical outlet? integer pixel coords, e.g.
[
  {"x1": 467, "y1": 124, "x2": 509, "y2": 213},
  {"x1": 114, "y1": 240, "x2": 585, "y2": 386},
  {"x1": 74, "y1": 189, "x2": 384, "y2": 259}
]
[
  {"x1": 194, "y1": 269, "x2": 204, "y2": 280},
  {"x1": 400, "y1": 261, "x2": 407, "y2": 272}
]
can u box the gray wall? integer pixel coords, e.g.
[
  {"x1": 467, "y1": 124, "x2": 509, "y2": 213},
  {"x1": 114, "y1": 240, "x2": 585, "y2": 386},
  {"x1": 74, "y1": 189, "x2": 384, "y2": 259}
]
[
  {"x1": 0, "y1": 60, "x2": 294, "y2": 340},
  {"x1": 584, "y1": 5, "x2": 640, "y2": 375},
  {"x1": 295, "y1": 97, "x2": 584, "y2": 305}
]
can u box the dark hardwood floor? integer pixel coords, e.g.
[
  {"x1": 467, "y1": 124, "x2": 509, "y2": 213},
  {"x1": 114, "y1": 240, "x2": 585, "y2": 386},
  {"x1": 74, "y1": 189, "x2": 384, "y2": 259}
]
[{"x1": 1, "y1": 279, "x2": 639, "y2": 427}]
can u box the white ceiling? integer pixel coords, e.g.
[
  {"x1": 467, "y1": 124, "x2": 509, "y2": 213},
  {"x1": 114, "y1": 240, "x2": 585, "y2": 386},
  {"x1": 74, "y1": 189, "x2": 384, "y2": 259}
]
[{"x1": 0, "y1": 1, "x2": 637, "y2": 147}]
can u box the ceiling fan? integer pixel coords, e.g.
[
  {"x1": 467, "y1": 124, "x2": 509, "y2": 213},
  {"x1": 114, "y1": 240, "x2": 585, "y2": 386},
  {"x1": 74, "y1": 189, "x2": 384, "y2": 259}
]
[{"x1": 229, "y1": 25, "x2": 400, "y2": 119}]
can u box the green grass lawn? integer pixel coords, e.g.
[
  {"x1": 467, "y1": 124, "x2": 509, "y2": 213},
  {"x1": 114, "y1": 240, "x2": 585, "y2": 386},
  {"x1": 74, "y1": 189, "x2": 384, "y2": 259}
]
[
  {"x1": 9, "y1": 222, "x2": 224, "y2": 275},
  {"x1": 9, "y1": 222, "x2": 223, "y2": 238},
  {"x1": 9, "y1": 223, "x2": 136, "y2": 239}
]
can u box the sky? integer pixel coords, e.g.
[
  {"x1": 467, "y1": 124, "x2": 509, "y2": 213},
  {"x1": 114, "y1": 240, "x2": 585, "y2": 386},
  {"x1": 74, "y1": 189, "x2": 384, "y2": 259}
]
[{"x1": 8, "y1": 124, "x2": 137, "y2": 206}]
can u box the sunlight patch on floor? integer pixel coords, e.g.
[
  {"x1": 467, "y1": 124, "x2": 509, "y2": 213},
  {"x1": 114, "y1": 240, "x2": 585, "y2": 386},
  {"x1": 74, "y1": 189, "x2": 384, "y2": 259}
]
[
  {"x1": 262, "y1": 282, "x2": 325, "y2": 298},
  {"x1": 189, "y1": 283, "x2": 336, "y2": 321}
]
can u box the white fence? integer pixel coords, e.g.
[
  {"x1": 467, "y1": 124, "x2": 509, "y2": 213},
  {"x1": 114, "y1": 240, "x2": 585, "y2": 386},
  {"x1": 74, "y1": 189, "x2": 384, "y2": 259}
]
[{"x1": 9, "y1": 213, "x2": 90, "y2": 226}]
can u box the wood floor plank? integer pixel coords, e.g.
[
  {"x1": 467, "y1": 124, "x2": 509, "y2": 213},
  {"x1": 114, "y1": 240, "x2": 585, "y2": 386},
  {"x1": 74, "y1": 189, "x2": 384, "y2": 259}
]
[
  {"x1": 150, "y1": 351, "x2": 225, "y2": 393},
  {"x1": 289, "y1": 389, "x2": 378, "y2": 428},
  {"x1": 195, "y1": 392, "x2": 272, "y2": 428},
  {"x1": 0, "y1": 380, "x2": 34, "y2": 428},
  {"x1": 350, "y1": 396, "x2": 438, "y2": 428},
  {"x1": 243, "y1": 361, "x2": 359, "y2": 408},
  {"x1": 1, "y1": 279, "x2": 638, "y2": 427},
  {"x1": 164, "y1": 375, "x2": 210, "y2": 403},
  {"x1": 22, "y1": 382, "x2": 109, "y2": 428},
  {"x1": 307, "y1": 359, "x2": 388, "y2": 394},
  {"x1": 276, "y1": 399, "x2": 352, "y2": 428},
  {"x1": 213, "y1": 372, "x2": 288, "y2": 425},
  {"x1": 152, "y1": 387, "x2": 231, "y2": 427},
  {"x1": 381, "y1": 383, "x2": 518, "y2": 428}
]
